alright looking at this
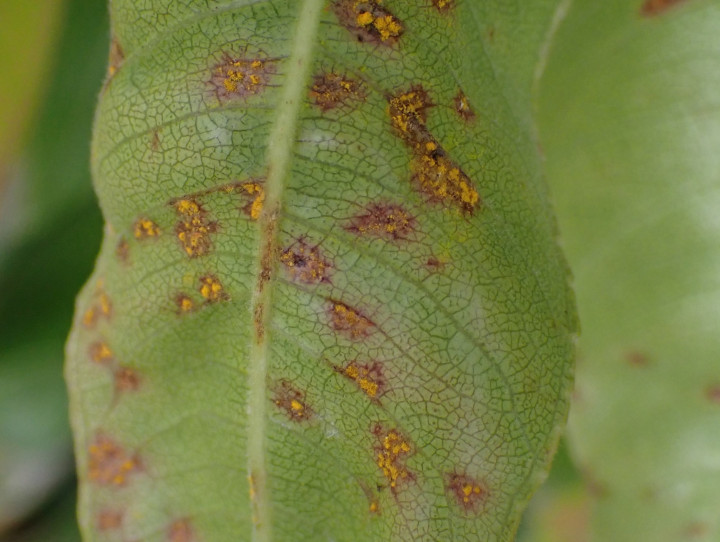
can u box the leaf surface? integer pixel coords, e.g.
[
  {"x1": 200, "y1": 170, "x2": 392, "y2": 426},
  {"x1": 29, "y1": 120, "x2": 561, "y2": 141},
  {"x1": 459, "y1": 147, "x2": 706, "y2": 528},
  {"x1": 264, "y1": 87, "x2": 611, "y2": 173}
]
[{"x1": 66, "y1": 1, "x2": 577, "y2": 540}]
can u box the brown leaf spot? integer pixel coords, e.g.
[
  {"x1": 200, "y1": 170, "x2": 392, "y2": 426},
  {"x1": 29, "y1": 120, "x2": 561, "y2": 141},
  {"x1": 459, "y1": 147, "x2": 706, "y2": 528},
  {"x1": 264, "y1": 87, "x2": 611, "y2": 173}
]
[
  {"x1": 114, "y1": 366, "x2": 140, "y2": 392},
  {"x1": 310, "y1": 72, "x2": 365, "y2": 111},
  {"x1": 116, "y1": 237, "x2": 130, "y2": 264},
  {"x1": 171, "y1": 198, "x2": 218, "y2": 258},
  {"x1": 272, "y1": 380, "x2": 313, "y2": 421},
  {"x1": 97, "y1": 509, "x2": 124, "y2": 531},
  {"x1": 446, "y1": 472, "x2": 489, "y2": 514},
  {"x1": 88, "y1": 434, "x2": 140, "y2": 486},
  {"x1": 411, "y1": 146, "x2": 480, "y2": 214},
  {"x1": 88, "y1": 341, "x2": 115, "y2": 365},
  {"x1": 338, "y1": 361, "x2": 386, "y2": 399},
  {"x1": 453, "y1": 90, "x2": 476, "y2": 122},
  {"x1": 211, "y1": 56, "x2": 275, "y2": 102},
  {"x1": 333, "y1": 0, "x2": 404, "y2": 45},
  {"x1": 345, "y1": 202, "x2": 416, "y2": 240},
  {"x1": 372, "y1": 425, "x2": 414, "y2": 492},
  {"x1": 168, "y1": 518, "x2": 195, "y2": 542},
  {"x1": 280, "y1": 239, "x2": 332, "y2": 284},
  {"x1": 641, "y1": 0, "x2": 688, "y2": 16},
  {"x1": 329, "y1": 301, "x2": 375, "y2": 339},
  {"x1": 198, "y1": 274, "x2": 228, "y2": 303}
]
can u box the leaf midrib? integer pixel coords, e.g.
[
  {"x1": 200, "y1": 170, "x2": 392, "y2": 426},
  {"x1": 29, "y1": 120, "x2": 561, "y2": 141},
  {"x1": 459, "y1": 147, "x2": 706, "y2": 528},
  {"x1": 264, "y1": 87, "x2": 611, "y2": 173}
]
[{"x1": 245, "y1": 0, "x2": 325, "y2": 540}]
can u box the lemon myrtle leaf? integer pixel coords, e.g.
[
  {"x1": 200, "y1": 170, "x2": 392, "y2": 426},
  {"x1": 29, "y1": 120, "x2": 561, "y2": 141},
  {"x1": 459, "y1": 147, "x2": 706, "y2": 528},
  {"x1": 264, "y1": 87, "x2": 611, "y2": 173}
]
[
  {"x1": 66, "y1": 1, "x2": 577, "y2": 540},
  {"x1": 537, "y1": 0, "x2": 720, "y2": 539}
]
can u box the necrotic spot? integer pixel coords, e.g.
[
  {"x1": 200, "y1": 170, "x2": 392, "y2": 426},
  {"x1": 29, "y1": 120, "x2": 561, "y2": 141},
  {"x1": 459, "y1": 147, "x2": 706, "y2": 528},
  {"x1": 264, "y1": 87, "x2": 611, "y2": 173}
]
[{"x1": 310, "y1": 72, "x2": 365, "y2": 111}]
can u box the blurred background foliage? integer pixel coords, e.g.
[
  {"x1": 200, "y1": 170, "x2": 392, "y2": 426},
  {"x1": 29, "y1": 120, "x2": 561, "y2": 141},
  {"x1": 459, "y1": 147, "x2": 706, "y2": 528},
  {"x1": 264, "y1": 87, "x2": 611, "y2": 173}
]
[
  {"x1": 0, "y1": 0, "x2": 106, "y2": 539},
  {"x1": 12, "y1": 0, "x2": 718, "y2": 540}
]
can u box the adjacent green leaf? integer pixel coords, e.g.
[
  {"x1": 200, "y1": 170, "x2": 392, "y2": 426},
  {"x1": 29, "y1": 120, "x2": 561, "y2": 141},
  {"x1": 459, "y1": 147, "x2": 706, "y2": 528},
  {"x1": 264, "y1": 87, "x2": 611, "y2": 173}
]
[
  {"x1": 537, "y1": 0, "x2": 720, "y2": 539},
  {"x1": 66, "y1": 1, "x2": 577, "y2": 540}
]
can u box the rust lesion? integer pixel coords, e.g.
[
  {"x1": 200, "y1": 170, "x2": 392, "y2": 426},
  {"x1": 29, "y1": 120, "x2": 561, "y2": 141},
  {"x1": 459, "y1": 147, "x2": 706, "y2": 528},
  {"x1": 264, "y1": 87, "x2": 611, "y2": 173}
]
[
  {"x1": 310, "y1": 72, "x2": 366, "y2": 111},
  {"x1": 210, "y1": 55, "x2": 276, "y2": 102},
  {"x1": 133, "y1": 217, "x2": 161, "y2": 240},
  {"x1": 453, "y1": 90, "x2": 476, "y2": 122},
  {"x1": 431, "y1": 0, "x2": 454, "y2": 12},
  {"x1": 345, "y1": 202, "x2": 416, "y2": 241},
  {"x1": 446, "y1": 472, "x2": 489, "y2": 514},
  {"x1": 272, "y1": 380, "x2": 313, "y2": 421},
  {"x1": 337, "y1": 360, "x2": 386, "y2": 400},
  {"x1": 82, "y1": 282, "x2": 113, "y2": 329},
  {"x1": 387, "y1": 86, "x2": 481, "y2": 214},
  {"x1": 372, "y1": 425, "x2": 414, "y2": 492},
  {"x1": 329, "y1": 300, "x2": 376, "y2": 339},
  {"x1": 172, "y1": 198, "x2": 218, "y2": 258},
  {"x1": 97, "y1": 509, "x2": 124, "y2": 531},
  {"x1": 333, "y1": 0, "x2": 404, "y2": 45},
  {"x1": 88, "y1": 434, "x2": 141, "y2": 486},
  {"x1": 198, "y1": 274, "x2": 228, "y2": 303},
  {"x1": 280, "y1": 239, "x2": 332, "y2": 284},
  {"x1": 114, "y1": 366, "x2": 141, "y2": 392}
]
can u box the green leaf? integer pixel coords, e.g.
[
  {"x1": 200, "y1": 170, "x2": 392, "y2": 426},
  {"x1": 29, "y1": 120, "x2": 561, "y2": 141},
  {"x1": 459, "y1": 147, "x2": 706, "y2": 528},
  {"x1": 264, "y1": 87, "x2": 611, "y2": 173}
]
[
  {"x1": 537, "y1": 0, "x2": 720, "y2": 539},
  {"x1": 66, "y1": 1, "x2": 577, "y2": 540}
]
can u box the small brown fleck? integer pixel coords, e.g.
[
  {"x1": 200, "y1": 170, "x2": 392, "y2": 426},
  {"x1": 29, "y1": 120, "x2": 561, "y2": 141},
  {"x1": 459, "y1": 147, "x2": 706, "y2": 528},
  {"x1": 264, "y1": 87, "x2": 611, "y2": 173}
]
[
  {"x1": 88, "y1": 434, "x2": 140, "y2": 486},
  {"x1": 625, "y1": 351, "x2": 650, "y2": 367},
  {"x1": 338, "y1": 361, "x2": 386, "y2": 399},
  {"x1": 684, "y1": 522, "x2": 710, "y2": 538},
  {"x1": 372, "y1": 425, "x2": 414, "y2": 492},
  {"x1": 151, "y1": 130, "x2": 161, "y2": 151},
  {"x1": 115, "y1": 367, "x2": 140, "y2": 392},
  {"x1": 198, "y1": 274, "x2": 228, "y2": 303},
  {"x1": 116, "y1": 237, "x2": 130, "y2": 264},
  {"x1": 97, "y1": 509, "x2": 124, "y2": 531},
  {"x1": 88, "y1": 341, "x2": 115, "y2": 365},
  {"x1": 329, "y1": 301, "x2": 375, "y2": 339},
  {"x1": 641, "y1": 0, "x2": 688, "y2": 16},
  {"x1": 106, "y1": 36, "x2": 124, "y2": 80},
  {"x1": 333, "y1": 0, "x2": 404, "y2": 45},
  {"x1": 425, "y1": 256, "x2": 446, "y2": 271},
  {"x1": 211, "y1": 56, "x2": 275, "y2": 102},
  {"x1": 705, "y1": 384, "x2": 720, "y2": 404},
  {"x1": 273, "y1": 380, "x2": 313, "y2": 421},
  {"x1": 345, "y1": 202, "x2": 416, "y2": 241},
  {"x1": 168, "y1": 518, "x2": 195, "y2": 542},
  {"x1": 280, "y1": 239, "x2": 332, "y2": 284},
  {"x1": 310, "y1": 72, "x2": 365, "y2": 111},
  {"x1": 446, "y1": 472, "x2": 489, "y2": 514},
  {"x1": 453, "y1": 90, "x2": 476, "y2": 122}
]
